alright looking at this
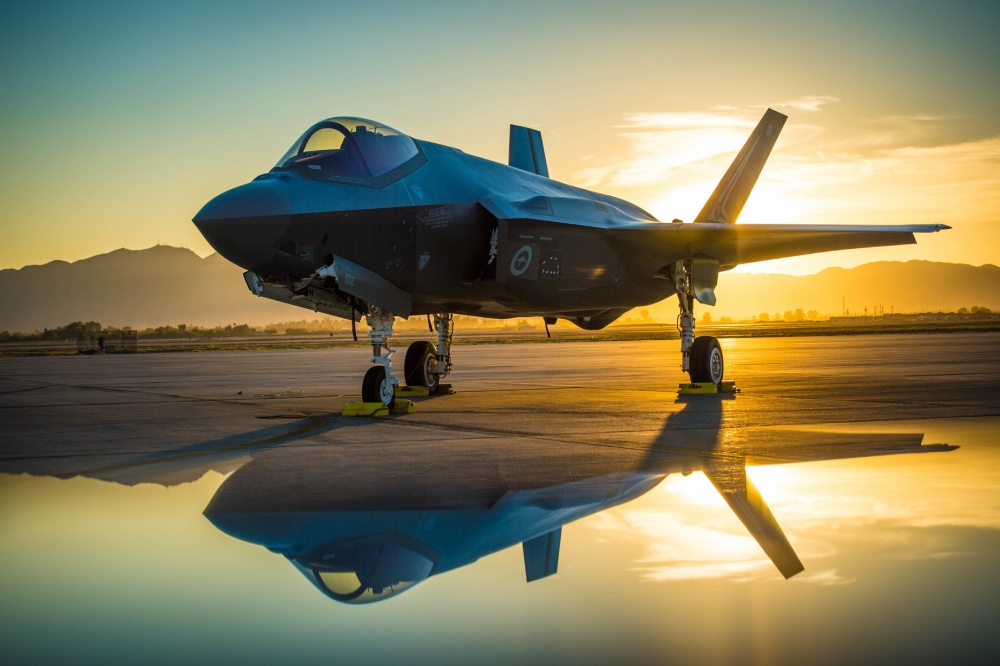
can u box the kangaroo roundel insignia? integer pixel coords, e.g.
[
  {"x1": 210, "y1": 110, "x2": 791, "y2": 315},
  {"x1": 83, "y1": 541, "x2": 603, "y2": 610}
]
[{"x1": 510, "y1": 245, "x2": 533, "y2": 276}]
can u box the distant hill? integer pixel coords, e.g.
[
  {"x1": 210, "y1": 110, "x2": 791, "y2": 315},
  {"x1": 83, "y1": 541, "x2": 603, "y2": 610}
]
[
  {"x1": 1, "y1": 246, "x2": 998, "y2": 332},
  {"x1": 0, "y1": 246, "x2": 294, "y2": 332},
  {"x1": 706, "y1": 261, "x2": 1000, "y2": 320}
]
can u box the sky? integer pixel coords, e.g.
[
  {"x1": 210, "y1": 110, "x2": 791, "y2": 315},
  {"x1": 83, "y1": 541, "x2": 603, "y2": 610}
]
[{"x1": 1, "y1": 0, "x2": 999, "y2": 274}]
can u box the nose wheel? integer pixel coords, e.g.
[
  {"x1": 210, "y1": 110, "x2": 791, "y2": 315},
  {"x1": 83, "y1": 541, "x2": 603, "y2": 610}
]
[{"x1": 362, "y1": 365, "x2": 396, "y2": 407}]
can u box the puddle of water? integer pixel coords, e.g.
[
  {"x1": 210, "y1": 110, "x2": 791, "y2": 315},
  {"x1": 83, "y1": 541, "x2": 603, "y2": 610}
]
[{"x1": 1, "y1": 418, "x2": 998, "y2": 665}]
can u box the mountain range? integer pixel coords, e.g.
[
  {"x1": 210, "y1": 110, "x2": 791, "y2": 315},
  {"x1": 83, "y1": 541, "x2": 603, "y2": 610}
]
[
  {"x1": 701, "y1": 260, "x2": 1000, "y2": 321},
  {"x1": 1, "y1": 246, "x2": 998, "y2": 332}
]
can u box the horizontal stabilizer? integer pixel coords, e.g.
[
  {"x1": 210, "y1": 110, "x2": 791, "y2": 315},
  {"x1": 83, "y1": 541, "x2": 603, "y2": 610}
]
[
  {"x1": 704, "y1": 465, "x2": 804, "y2": 579},
  {"x1": 523, "y1": 528, "x2": 561, "y2": 582},
  {"x1": 695, "y1": 108, "x2": 787, "y2": 224},
  {"x1": 509, "y1": 125, "x2": 549, "y2": 177}
]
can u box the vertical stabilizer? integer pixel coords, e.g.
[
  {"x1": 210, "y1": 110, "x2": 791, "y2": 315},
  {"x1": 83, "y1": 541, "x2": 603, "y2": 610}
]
[
  {"x1": 694, "y1": 108, "x2": 786, "y2": 224},
  {"x1": 523, "y1": 528, "x2": 561, "y2": 581},
  {"x1": 509, "y1": 125, "x2": 549, "y2": 177},
  {"x1": 704, "y1": 463, "x2": 804, "y2": 579}
]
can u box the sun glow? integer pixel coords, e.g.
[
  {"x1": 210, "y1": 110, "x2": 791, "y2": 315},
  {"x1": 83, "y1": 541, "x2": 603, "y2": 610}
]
[
  {"x1": 583, "y1": 420, "x2": 1000, "y2": 584},
  {"x1": 572, "y1": 104, "x2": 1000, "y2": 273},
  {"x1": 585, "y1": 470, "x2": 800, "y2": 582}
]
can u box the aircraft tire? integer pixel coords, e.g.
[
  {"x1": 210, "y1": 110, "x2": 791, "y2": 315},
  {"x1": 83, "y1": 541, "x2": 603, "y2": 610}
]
[
  {"x1": 689, "y1": 336, "x2": 724, "y2": 384},
  {"x1": 362, "y1": 365, "x2": 396, "y2": 407},
  {"x1": 404, "y1": 340, "x2": 440, "y2": 392}
]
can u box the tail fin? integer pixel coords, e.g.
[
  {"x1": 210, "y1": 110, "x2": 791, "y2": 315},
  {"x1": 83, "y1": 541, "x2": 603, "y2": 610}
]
[
  {"x1": 523, "y1": 528, "x2": 561, "y2": 582},
  {"x1": 704, "y1": 464, "x2": 804, "y2": 579},
  {"x1": 694, "y1": 108, "x2": 786, "y2": 224},
  {"x1": 509, "y1": 125, "x2": 549, "y2": 177}
]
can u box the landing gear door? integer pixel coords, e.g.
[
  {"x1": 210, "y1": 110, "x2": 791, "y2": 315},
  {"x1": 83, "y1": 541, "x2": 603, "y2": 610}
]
[{"x1": 691, "y1": 255, "x2": 720, "y2": 306}]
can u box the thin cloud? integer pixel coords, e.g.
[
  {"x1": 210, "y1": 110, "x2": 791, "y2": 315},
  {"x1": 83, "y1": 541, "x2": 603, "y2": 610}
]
[
  {"x1": 571, "y1": 103, "x2": 1000, "y2": 236},
  {"x1": 772, "y1": 96, "x2": 840, "y2": 113},
  {"x1": 795, "y1": 569, "x2": 857, "y2": 586},
  {"x1": 619, "y1": 112, "x2": 755, "y2": 130},
  {"x1": 710, "y1": 96, "x2": 839, "y2": 114},
  {"x1": 575, "y1": 103, "x2": 832, "y2": 191}
]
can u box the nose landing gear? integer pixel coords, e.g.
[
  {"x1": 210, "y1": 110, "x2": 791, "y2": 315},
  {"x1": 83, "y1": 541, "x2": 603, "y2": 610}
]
[{"x1": 362, "y1": 307, "x2": 398, "y2": 407}]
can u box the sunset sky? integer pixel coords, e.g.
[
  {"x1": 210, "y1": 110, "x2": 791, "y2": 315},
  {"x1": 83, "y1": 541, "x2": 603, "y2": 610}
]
[{"x1": 2, "y1": 0, "x2": 998, "y2": 274}]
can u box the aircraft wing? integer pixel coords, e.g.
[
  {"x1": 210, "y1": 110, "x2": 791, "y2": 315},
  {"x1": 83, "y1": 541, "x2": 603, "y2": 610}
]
[
  {"x1": 484, "y1": 196, "x2": 947, "y2": 269},
  {"x1": 491, "y1": 206, "x2": 947, "y2": 269},
  {"x1": 620, "y1": 222, "x2": 950, "y2": 268}
]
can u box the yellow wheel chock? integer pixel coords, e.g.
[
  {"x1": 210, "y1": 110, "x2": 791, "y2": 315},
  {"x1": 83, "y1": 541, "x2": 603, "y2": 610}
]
[
  {"x1": 391, "y1": 399, "x2": 416, "y2": 414},
  {"x1": 678, "y1": 381, "x2": 738, "y2": 395},
  {"x1": 396, "y1": 384, "x2": 455, "y2": 397},
  {"x1": 396, "y1": 386, "x2": 430, "y2": 397},
  {"x1": 342, "y1": 401, "x2": 389, "y2": 417},
  {"x1": 341, "y1": 399, "x2": 416, "y2": 417}
]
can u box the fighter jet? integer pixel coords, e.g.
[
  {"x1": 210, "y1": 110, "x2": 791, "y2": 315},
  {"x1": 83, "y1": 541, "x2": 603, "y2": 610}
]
[{"x1": 193, "y1": 110, "x2": 947, "y2": 405}]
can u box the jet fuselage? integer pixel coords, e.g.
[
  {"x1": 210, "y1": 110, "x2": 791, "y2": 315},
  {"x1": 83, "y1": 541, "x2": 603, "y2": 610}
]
[{"x1": 194, "y1": 134, "x2": 673, "y2": 323}]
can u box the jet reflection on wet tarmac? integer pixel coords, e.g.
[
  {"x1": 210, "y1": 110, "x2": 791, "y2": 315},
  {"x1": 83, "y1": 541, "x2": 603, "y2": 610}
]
[
  {"x1": 199, "y1": 399, "x2": 954, "y2": 604},
  {"x1": 0, "y1": 393, "x2": 958, "y2": 607}
]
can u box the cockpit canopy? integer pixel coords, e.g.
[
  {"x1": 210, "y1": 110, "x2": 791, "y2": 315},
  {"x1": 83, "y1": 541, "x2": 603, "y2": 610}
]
[
  {"x1": 274, "y1": 117, "x2": 421, "y2": 182},
  {"x1": 290, "y1": 535, "x2": 437, "y2": 605}
]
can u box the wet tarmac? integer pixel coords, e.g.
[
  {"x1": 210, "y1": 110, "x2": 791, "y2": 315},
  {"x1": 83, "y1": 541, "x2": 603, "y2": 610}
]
[{"x1": 1, "y1": 332, "x2": 999, "y2": 665}]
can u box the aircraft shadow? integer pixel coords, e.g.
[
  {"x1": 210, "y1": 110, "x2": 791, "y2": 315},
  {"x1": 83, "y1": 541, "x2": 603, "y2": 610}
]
[{"x1": 0, "y1": 413, "x2": 340, "y2": 486}]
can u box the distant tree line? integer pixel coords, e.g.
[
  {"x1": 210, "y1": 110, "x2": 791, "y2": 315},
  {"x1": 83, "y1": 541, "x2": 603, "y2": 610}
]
[
  {"x1": 0, "y1": 321, "x2": 104, "y2": 342},
  {"x1": 755, "y1": 309, "x2": 822, "y2": 323},
  {"x1": 2, "y1": 306, "x2": 996, "y2": 343},
  {"x1": 138, "y1": 323, "x2": 255, "y2": 339},
  {"x1": 0, "y1": 321, "x2": 258, "y2": 342}
]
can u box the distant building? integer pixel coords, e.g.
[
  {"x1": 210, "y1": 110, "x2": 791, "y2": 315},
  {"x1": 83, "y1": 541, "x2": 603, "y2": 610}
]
[{"x1": 77, "y1": 329, "x2": 137, "y2": 354}]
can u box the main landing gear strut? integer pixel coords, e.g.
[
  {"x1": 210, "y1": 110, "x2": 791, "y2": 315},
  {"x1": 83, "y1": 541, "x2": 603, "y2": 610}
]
[
  {"x1": 360, "y1": 309, "x2": 454, "y2": 407},
  {"x1": 674, "y1": 260, "x2": 724, "y2": 385}
]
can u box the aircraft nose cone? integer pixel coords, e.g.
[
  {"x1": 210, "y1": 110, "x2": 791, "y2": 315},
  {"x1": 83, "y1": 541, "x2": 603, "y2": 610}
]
[
  {"x1": 194, "y1": 177, "x2": 292, "y2": 222},
  {"x1": 193, "y1": 178, "x2": 293, "y2": 270}
]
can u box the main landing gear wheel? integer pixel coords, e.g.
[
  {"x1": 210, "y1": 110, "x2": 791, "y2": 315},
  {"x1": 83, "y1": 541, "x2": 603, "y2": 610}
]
[
  {"x1": 689, "y1": 336, "x2": 724, "y2": 384},
  {"x1": 404, "y1": 340, "x2": 440, "y2": 393},
  {"x1": 362, "y1": 365, "x2": 396, "y2": 408}
]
